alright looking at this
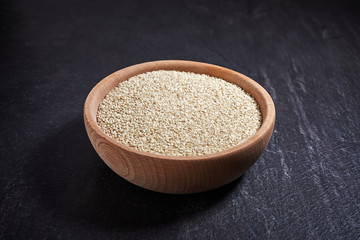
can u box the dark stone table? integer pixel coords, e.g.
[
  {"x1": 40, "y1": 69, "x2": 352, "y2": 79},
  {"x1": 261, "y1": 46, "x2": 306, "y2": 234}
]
[{"x1": 1, "y1": 0, "x2": 359, "y2": 239}]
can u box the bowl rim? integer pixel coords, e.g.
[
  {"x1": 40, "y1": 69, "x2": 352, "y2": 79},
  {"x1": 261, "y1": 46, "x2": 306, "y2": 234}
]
[{"x1": 84, "y1": 60, "x2": 276, "y2": 161}]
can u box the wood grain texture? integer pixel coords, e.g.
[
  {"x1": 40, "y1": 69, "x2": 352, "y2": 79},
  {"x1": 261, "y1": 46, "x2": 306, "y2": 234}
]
[{"x1": 84, "y1": 60, "x2": 275, "y2": 193}]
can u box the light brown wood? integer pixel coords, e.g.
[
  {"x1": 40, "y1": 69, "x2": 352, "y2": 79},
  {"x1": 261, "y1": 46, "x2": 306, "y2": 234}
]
[{"x1": 84, "y1": 60, "x2": 276, "y2": 194}]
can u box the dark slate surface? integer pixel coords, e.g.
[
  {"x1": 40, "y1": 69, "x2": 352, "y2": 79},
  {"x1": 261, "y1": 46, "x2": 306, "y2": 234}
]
[{"x1": 1, "y1": 0, "x2": 359, "y2": 239}]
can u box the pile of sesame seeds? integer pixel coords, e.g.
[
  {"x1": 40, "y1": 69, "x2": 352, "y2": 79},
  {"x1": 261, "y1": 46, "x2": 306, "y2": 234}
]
[{"x1": 97, "y1": 70, "x2": 262, "y2": 156}]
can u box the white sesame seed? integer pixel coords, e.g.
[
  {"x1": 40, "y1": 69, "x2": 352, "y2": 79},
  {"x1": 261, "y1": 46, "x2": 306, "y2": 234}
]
[{"x1": 97, "y1": 70, "x2": 262, "y2": 156}]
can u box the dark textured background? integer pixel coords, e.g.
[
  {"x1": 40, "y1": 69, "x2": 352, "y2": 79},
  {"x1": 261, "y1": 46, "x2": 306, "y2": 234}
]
[{"x1": 1, "y1": 0, "x2": 359, "y2": 239}]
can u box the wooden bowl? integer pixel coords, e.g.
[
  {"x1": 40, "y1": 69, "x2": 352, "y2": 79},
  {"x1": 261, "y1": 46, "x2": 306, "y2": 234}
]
[{"x1": 84, "y1": 60, "x2": 275, "y2": 194}]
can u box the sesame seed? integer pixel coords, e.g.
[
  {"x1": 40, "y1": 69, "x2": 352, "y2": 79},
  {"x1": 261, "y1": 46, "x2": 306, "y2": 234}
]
[{"x1": 97, "y1": 70, "x2": 262, "y2": 156}]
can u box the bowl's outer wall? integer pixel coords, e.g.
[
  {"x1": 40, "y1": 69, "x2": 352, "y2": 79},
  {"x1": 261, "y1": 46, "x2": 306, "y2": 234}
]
[{"x1": 84, "y1": 60, "x2": 276, "y2": 194}]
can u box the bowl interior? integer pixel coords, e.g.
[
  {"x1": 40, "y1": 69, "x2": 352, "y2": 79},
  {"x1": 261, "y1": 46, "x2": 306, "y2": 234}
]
[{"x1": 85, "y1": 60, "x2": 275, "y2": 160}]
